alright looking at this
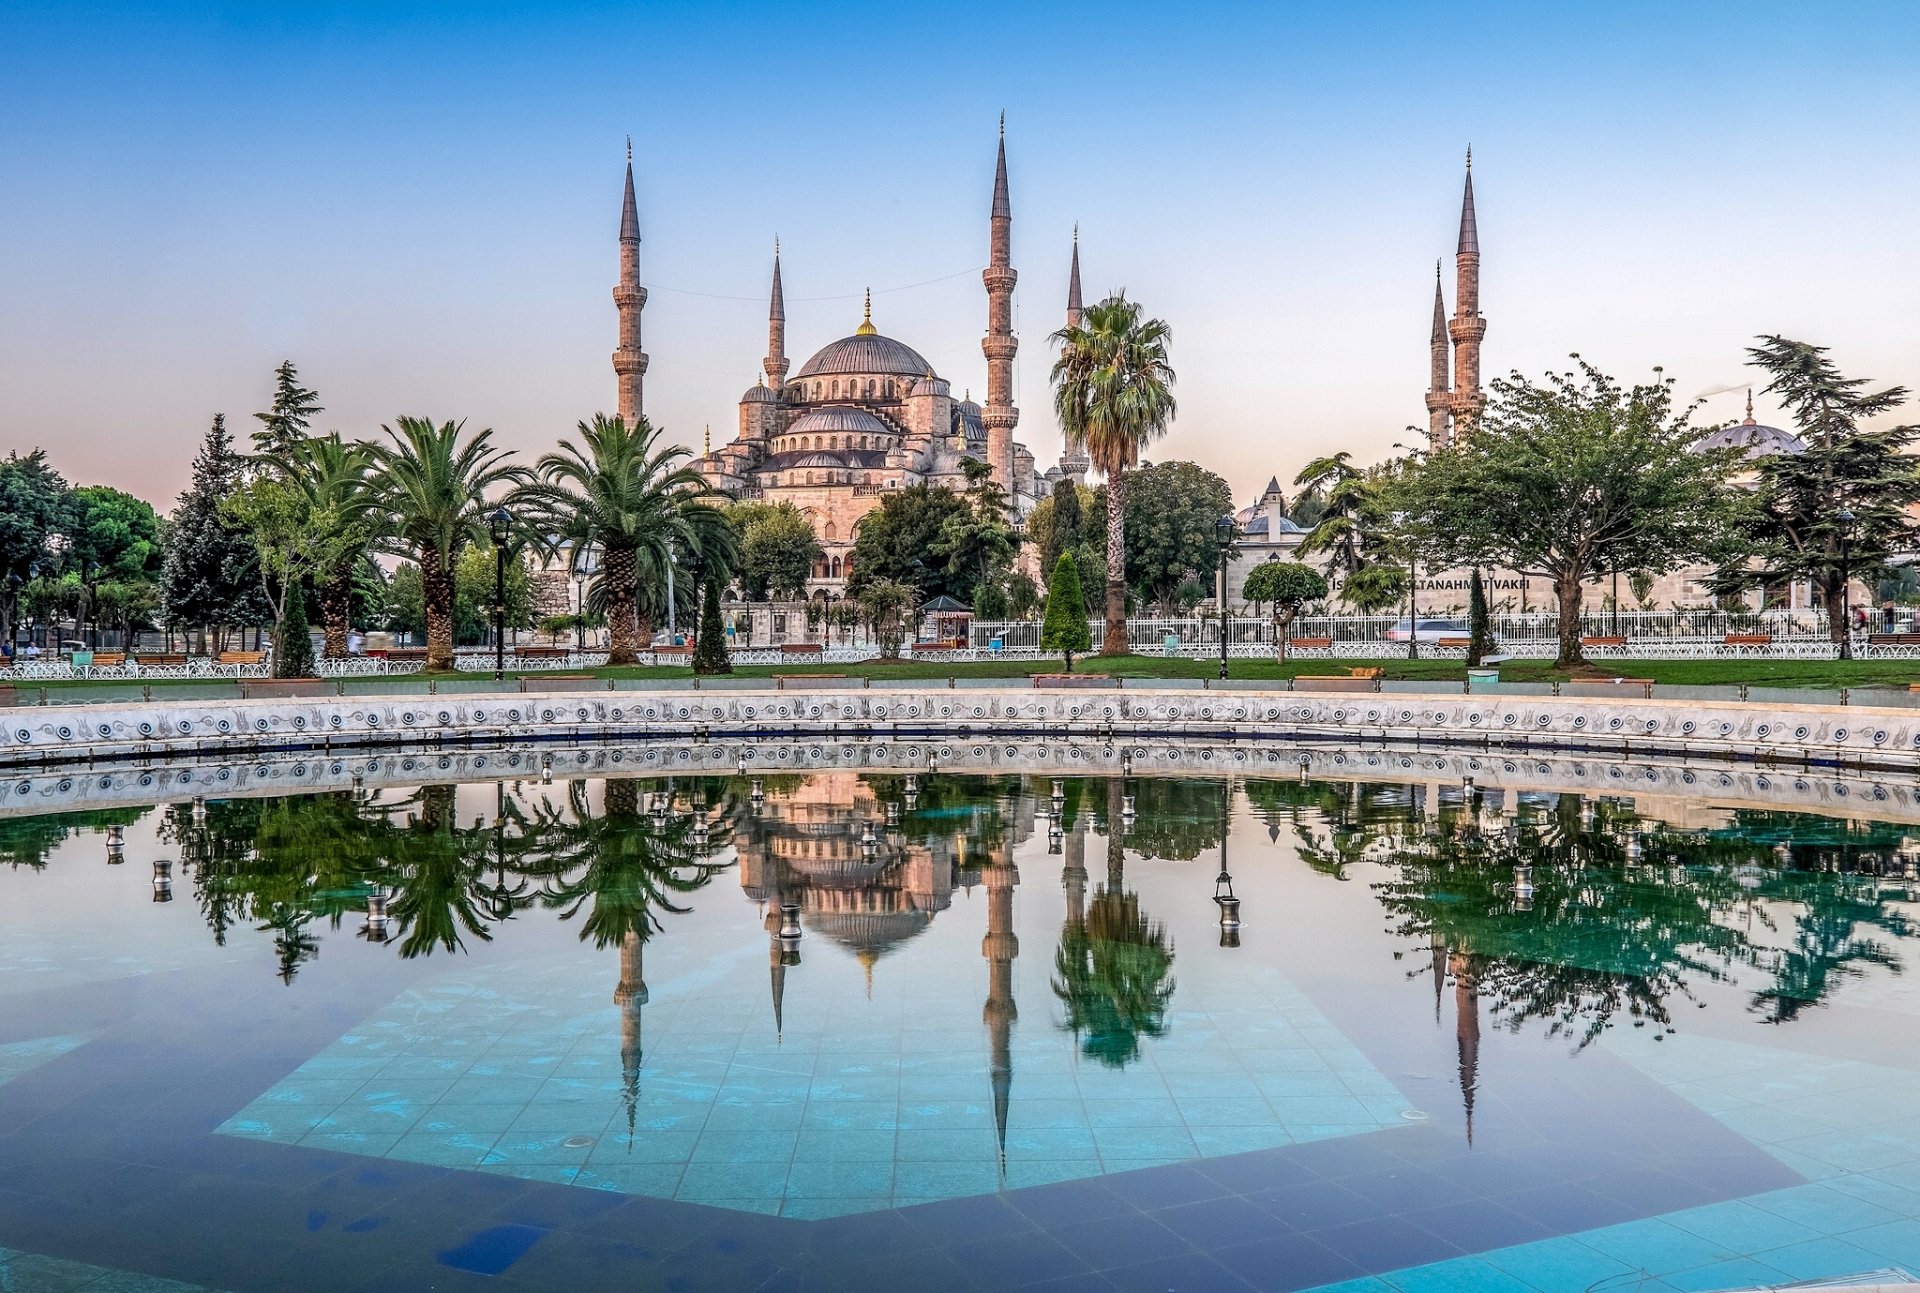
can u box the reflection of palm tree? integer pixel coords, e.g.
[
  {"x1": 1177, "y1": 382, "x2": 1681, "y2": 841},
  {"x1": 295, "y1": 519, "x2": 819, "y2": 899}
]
[
  {"x1": 381, "y1": 785, "x2": 499, "y2": 959},
  {"x1": 532, "y1": 777, "x2": 735, "y2": 1135},
  {"x1": 1051, "y1": 780, "x2": 1175, "y2": 1068}
]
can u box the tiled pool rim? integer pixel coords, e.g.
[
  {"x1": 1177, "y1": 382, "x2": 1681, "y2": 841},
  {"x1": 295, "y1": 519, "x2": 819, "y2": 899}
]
[{"x1": 5, "y1": 683, "x2": 1919, "y2": 773}]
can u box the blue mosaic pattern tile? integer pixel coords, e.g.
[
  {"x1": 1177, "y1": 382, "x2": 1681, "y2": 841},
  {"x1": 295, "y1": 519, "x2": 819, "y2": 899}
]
[
  {"x1": 0, "y1": 1032, "x2": 91, "y2": 1087},
  {"x1": 222, "y1": 946, "x2": 1412, "y2": 1218}
]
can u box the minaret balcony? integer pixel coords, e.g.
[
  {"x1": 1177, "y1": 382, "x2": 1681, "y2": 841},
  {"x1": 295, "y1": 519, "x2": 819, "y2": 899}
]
[{"x1": 982, "y1": 267, "x2": 1018, "y2": 293}]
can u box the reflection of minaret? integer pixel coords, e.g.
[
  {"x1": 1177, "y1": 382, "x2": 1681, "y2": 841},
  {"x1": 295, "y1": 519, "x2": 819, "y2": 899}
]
[
  {"x1": 1449, "y1": 951, "x2": 1480, "y2": 1145},
  {"x1": 981, "y1": 837, "x2": 1020, "y2": 1178},
  {"x1": 614, "y1": 930, "x2": 648, "y2": 1137},
  {"x1": 1430, "y1": 939, "x2": 1447, "y2": 1023},
  {"x1": 1063, "y1": 818, "x2": 1088, "y2": 927}
]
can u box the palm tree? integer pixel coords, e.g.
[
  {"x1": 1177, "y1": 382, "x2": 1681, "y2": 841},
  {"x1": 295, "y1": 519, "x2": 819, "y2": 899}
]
[
  {"x1": 279, "y1": 434, "x2": 377, "y2": 658},
  {"x1": 368, "y1": 417, "x2": 527, "y2": 671},
  {"x1": 1051, "y1": 295, "x2": 1177, "y2": 657},
  {"x1": 517, "y1": 415, "x2": 726, "y2": 665}
]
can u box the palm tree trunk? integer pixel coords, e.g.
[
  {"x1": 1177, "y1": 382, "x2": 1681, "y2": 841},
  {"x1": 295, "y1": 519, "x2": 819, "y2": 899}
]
[
  {"x1": 1105, "y1": 779, "x2": 1126, "y2": 891},
  {"x1": 422, "y1": 559, "x2": 456, "y2": 672},
  {"x1": 320, "y1": 567, "x2": 352, "y2": 659},
  {"x1": 604, "y1": 545, "x2": 640, "y2": 665},
  {"x1": 1101, "y1": 467, "x2": 1129, "y2": 656}
]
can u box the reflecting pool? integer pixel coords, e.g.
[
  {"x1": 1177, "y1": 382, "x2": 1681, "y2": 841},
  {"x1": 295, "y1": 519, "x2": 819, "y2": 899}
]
[{"x1": 5, "y1": 758, "x2": 1920, "y2": 1291}]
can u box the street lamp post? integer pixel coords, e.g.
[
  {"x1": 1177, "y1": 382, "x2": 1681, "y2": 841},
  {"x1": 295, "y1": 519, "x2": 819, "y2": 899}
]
[
  {"x1": 5, "y1": 571, "x2": 20, "y2": 662},
  {"x1": 1215, "y1": 514, "x2": 1235, "y2": 680},
  {"x1": 488, "y1": 506, "x2": 512, "y2": 681},
  {"x1": 1214, "y1": 776, "x2": 1240, "y2": 947},
  {"x1": 666, "y1": 551, "x2": 677, "y2": 644},
  {"x1": 1837, "y1": 508, "x2": 1856, "y2": 660}
]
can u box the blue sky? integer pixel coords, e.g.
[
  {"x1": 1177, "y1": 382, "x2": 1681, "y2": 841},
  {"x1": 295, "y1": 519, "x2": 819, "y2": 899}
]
[{"x1": 5, "y1": 1, "x2": 1920, "y2": 505}]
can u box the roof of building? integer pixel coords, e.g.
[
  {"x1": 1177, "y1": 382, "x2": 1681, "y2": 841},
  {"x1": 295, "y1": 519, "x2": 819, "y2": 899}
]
[
  {"x1": 742, "y1": 382, "x2": 778, "y2": 403},
  {"x1": 786, "y1": 406, "x2": 897, "y2": 438},
  {"x1": 759, "y1": 448, "x2": 890, "y2": 471},
  {"x1": 807, "y1": 909, "x2": 934, "y2": 960},
  {"x1": 1240, "y1": 514, "x2": 1305, "y2": 537},
  {"x1": 795, "y1": 332, "x2": 935, "y2": 379},
  {"x1": 1695, "y1": 419, "x2": 1805, "y2": 460}
]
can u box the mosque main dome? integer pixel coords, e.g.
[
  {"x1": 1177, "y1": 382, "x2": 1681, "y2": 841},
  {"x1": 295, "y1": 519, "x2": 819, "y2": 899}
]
[{"x1": 795, "y1": 331, "x2": 934, "y2": 379}]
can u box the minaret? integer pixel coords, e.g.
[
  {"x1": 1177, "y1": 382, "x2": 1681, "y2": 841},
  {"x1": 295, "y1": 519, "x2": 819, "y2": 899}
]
[
  {"x1": 1450, "y1": 950, "x2": 1481, "y2": 1145},
  {"x1": 1447, "y1": 148, "x2": 1485, "y2": 435},
  {"x1": 981, "y1": 838, "x2": 1019, "y2": 1178},
  {"x1": 614, "y1": 930, "x2": 648, "y2": 1138},
  {"x1": 1425, "y1": 262, "x2": 1453, "y2": 450},
  {"x1": 981, "y1": 114, "x2": 1020, "y2": 495},
  {"x1": 612, "y1": 139, "x2": 649, "y2": 424},
  {"x1": 764, "y1": 239, "x2": 788, "y2": 390},
  {"x1": 1066, "y1": 225, "x2": 1083, "y2": 330},
  {"x1": 1062, "y1": 817, "x2": 1088, "y2": 928}
]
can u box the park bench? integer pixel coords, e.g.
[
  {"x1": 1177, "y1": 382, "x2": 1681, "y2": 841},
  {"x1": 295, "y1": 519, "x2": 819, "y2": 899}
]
[
  {"x1": 377, "y1": 647, "x2": 429, "y2": 663},
  {"x1": 134, "y1": 653, "x2": 188, "y2": 668},
  {"x1": 651, "y1": 644, "x2": 693, "y2": 658},
  {"x1": 1869, "y1": 633, "x2": 1920, "y2": 646},
  {"x1": 513, "y1": 646, "x2": 571, "y2": 661},
  {"x1": 214, "y1": 650, "x2": 266, "y2": 666},
  {"x1": 1288, "y1": 637, "x2": 1333, "y2": 650},
  {"x1": 780, "y1": 642, "x2": 827, "y2": 659},
  {"x1": 1436, "y1": 637, "x2": 1472, "y2": 649},
  {"x1": 1582, "y1": 635, "x2": 1627, "y2": 649},
  {"x1": 87, "y1": 652, "x2": 127, "y2": 667},
  {"x1": 1723, "y1": 633, "x2": 1772, "y2": 646}
]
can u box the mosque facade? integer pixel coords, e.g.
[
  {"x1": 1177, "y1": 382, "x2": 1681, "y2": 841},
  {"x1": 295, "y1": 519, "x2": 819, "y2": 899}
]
[{"x1": 610, "y1": 125, "x2": 1084, "y2": 595}]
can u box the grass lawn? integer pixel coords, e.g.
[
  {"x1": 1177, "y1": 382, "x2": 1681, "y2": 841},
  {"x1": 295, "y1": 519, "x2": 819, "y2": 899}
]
[{"x1": 26, "y1": 652, "x2": 1920, "y2": 695}]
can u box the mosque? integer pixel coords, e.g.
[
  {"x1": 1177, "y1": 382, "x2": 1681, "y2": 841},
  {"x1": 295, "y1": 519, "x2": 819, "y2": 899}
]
[{"x1": 608, "y1": 124, "x2": 1085, "y2": 593}]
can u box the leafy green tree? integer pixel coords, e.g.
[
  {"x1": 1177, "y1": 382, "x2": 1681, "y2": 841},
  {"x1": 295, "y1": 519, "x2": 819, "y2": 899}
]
[
  {"x1": 251, "y1": 360, "x2": 323, "y2": 463},
  {"x1": 275, "y1": 581, "x2": 315, "y2": 677},
  {"x1": 1040, "y1": 553, "x2": 1091, "y2": 670},
  {"x1": 1005, "y1": 570, "x2": 1041, "y2": 620},
  {"x1": 367, "y1": 417, "x2": 527, "y2": 671},
  {"x1": 972, "y1": 581, "x2": 1010, "y2": 621},
  {"x1": 731, "y1": 500, "x2": 822, "y2": 600},
  {"x1": 1051, "y1": 294, "x2": 1177, "y2": 656},
  {"x1": 1293, "y1": 452, "x2": 1408, "y2": 611},
  {"x1": 1407, "y1": 360, "x2": 1739, "y2": 666},
  {"x1": 1242, "y1": 560, "x2": 1327, "y2": 658},
  {"x1": 845, "y1": 484, "x2": 971, "y2": 597},
  {"x1": 693, "y1": 578, "x2": 730, "y2": 673},
  {"x1": 928, "y1": 458, "x2": 1019, "y2": 599},
  {"x1": 0, "y1": 449, "x2": 72, "y2": 643},
  {"x1": 1116, "y1": 460, "x2": 1234, "y2": 612},
  {"x1": 1718, "y1": 338, "x2": 1920, "y2": 647},
  {"x1": 1027, "y1": 477, "x2": 1090, "y2": 576},
  {"x1": 161, "y1": 416, "x2": 269, "y2": 650},
  {"x1": 1467, "y1": 567, "x2": 1492, "y2": 666},
  {"x1": 517, "y1": 415, "x2": 719, "y2": 664},
  {"x1": 67, "y1": 485, "x2": 164, "y2": 644},
  {"x1": 858, "y1": 578, "x2": 917, "y2": 658}
]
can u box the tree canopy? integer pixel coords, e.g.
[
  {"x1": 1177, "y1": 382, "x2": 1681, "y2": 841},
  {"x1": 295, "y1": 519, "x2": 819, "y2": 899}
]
[
  {"x1": 730, "y1": 500, "x2": 822, "y2": 600},
  {"x1": 1113, "y1": 459, "x2": 1234, "y2": 613},
  {"x1": 845, "y1": 484, "x2": 972, "y2": 599}
]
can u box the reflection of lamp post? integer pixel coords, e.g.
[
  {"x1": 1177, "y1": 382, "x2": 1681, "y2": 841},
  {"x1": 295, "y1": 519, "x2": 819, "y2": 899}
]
[
  {"x1": 1215, "y1": 514, "x2": 1235, "y2": 680},
  {"x1": 489, "y1": 506, "x2": 511, "y2": 681},
  {"x1": 1214, "y1": 778, "x2": 1240, "y2": 946},
  {"x1": 1836, "y1": 507, "x2": 1856, "y2": 660}
]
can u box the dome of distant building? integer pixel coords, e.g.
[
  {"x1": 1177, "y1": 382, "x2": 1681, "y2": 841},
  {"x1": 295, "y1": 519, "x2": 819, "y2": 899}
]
[
  {"x1": 1238, "y1": 513, "x2": 1305, "y2": 537},
  {"x1": 1696, "y1": 401, "x2": 1805, "y2": 461},
  {"x1": 805, "y1": 909, "x2": 934, "y2": 960},
  {"x1": 795, "y1": 332, "x2": 935, "y2": 379},
  {"x1": 741, "y1": 382, "x2": 778, "y2": 404},
  {"x1": 785, "y1": 407, "x2": 896, "y2": 438}
]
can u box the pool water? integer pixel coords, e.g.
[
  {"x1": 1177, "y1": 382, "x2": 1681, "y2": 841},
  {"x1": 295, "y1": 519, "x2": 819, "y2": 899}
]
[{"x1": 4, "y1": 762, "x2": 1920, "y2": 1291}]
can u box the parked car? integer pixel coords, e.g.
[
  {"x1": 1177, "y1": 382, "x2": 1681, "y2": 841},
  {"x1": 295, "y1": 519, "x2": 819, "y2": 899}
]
[{"x1": 1383, "y1": 618, "x2": 1470, "y2": 643}]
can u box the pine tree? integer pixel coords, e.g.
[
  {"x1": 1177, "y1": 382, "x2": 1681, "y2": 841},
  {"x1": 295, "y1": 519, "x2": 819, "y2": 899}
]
[
  {"x1": 692, "y1": 579, "x2": 730, "y2": 674},
  {"x1": 252, "y1": 361, "x2": 323, "y2": 462},
  {"x1": 1467, "y1": 567, "x2": 1492, "y2": 667},
  {"x1": 161, "y1": 415, "x2": 271, "y2": 649},
  {"x1": 275, "y1": 581, "x2": 316, "y2": 677},
  {"x1": 1040, "y1": 553, "x2": 1092, "y2": 671}
]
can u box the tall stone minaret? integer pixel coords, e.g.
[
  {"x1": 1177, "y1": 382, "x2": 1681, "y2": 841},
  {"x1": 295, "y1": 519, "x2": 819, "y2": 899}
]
[
  {"x1": 764, "y1": 239, "x2": 788, "y2": 390},
  {"x1": 613, "y1": 139, "x2": 649, "y2": 424},
  {"x1": 981, "y1": 115, "x2": 1020, "y2": 495},
  {"x1": 1447, "y1": 148, "x2": 1485, "y2": 436},
  {"x1": 1066, "y1": 225, "x2": 1083, "y2": 330},
  {"x1": 1425, "y1": 262, "x2": 1452, "y2": 450},
  {"x1": 981, "y1": 837, "x2": 1019, "y2": 1177}
]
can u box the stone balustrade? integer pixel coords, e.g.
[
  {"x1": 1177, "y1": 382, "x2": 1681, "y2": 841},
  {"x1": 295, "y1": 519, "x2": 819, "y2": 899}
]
[{"x1": 3, "y1": 683, "x2": 1918, "y2": 774}]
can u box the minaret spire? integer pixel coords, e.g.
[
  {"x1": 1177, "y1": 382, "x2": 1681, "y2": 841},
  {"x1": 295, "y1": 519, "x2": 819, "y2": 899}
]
[
  {"x1": 856, "y1": 287, "x2": 876, "y2": 336},
  {"x1": 1425, "y1": 260, "x2": 1453, "y2": 449},
  {"x1": 1744, "y1": 387, "x2": 1756, "y2": 426},
  {"x1": 1447, "y1": 148, "x2": 1486, "y2": 437},
  {"x1": 1066, "y1": 225, "x2": 1083, "y2": 329},
  {"x1": 982, "y1": 116, "x2": 1020, "y2": 494},
  {"x1": 612, "y1": 143, "x2": 649, "y2": 423},
  {"x1": 763, "y1": 238, "x2": 788, "y2": 389}
]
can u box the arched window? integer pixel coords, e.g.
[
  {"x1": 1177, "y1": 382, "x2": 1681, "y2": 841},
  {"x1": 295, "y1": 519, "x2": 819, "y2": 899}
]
[
  {"x1": 866, "y1": 379, "x2": 876, "y2": 398},
  {"x1": 830, "y1": 435, "x2": 839, "y2": 450},
  {"x1": 807, "y1": 471, "x2": 815, "y2": 485},
  {"x1": 831, "y1": 555, "x2": 842, "y2": 578},
  {"x1": 831, "y1": 380, "x2": 840, "y2": 398},
  {"x1": 823, "y1": 521, "x2": 838, "y2": 542},
  {"x1": 885, "y1": 379, "x2": 895, "y2": 397}
]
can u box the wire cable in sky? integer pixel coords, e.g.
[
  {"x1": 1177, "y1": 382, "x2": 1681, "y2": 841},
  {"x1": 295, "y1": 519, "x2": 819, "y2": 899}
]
[{"x1": 642, "y1": 264, "x2": 987, "y2": 303}]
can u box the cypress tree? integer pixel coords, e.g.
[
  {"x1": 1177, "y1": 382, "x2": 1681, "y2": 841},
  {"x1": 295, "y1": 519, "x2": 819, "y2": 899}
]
[
  {"x1": 1467, "y1": 567, "x2": 1492, "y2": 667},
  {"x1": 252, "y1": 361, "x2": 323, "y2": 463},
  {"x1": 275, "y1": 582, "x2": 316, "y2": 677},
  {"x1": 1040, "y1": 553, "x2": 1092, "y2": 671},
  {"x1": 692, "y1": 580, "x2": 730, "y2": 674}
]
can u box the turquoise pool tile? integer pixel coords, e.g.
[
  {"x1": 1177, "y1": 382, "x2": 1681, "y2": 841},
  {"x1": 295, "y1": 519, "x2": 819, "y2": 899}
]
[
  {"x1": 1383, "y1": 1257, "x2": 1537, "y2": 1293},
  {"x1": 895, "y1": 1128, "x2": 997, "y2": 1162},
  {"x1": 677, "y1": 1160, "x2": 787, "y2": 1201},
  {"x1": 1578, "y1": 1219, "x2": 1734, "y2": 1275},
  {"x1": 1663, "y1": 1200, "x2": 1820, "y2": 1254},
  {"x1": 783, "y1": 1159, "x2": 894, "y2": 1199},
  {"x1": 793, "y1": 1129, "x2": 895, "y2": 1162},
  {"x1": 894, "y1": 1103, "x2": 994, "y2": 1132},
  {"x1": 892, "y1": 1160, "x2": 1001, "y2": 1197},
  {"x1": 690, "y1": 1129, "x2": 798, "y2": 1164},
  {"x1": 1188, "y1": 1124, "x2": 1290, "y2": 1156},
  {"x1": 589, "y1": 1129, "x2": 701, "y2": 1165},
  {"x1": 442, "y1": 1074, "x2": 549, "y2": 1104},
  {"x1": 388, "y1": 1131, "x2": 503, "y2": 1168},
  {"x1": 1746, "y1": 1182, "x2": 1902, "y2": 1233},
  {"x1": 413, "y1": 1103, "x2": 523, "y2": 1137},
  {"x1": 1481, "y1": 1236, "x2": 1641, "y2": 1291},
  {"x1": 1002, "y1": 1160, "x2": 1098, "y2": 1189},
  {"x1": 1005, "y1": 1097, "x2": 1094, "y2": 1130},
  {"x1": 703, "y1": 1100, "x2": 805, "y2": 1131},
  {"x1": 304, "y1": 1132, "x2": 404, "y2": 1156},
  {"x1": 1091, "y1": 1126, "x2": 1197, "y2": 1160},
  {"x1": 1658, "y1": 1257, "x2": 1792, "y2": 1291},
  {"x1": 574, "y1": 1161, "x2": 687, "y2": 1195},
  {"x1": 1757, "y1": 1236, "x2": 1889, "y2": 1281},
  {"x1": 490, "y1": 1132, "x2": 598, "y2": 1168},
  {"x1": 1002, "y1": 1126, "x2": 1099, "y2": 1160},
  {"x1": 800, "y1": 1103, "x2": 902, "y2": 1132},
  {"x1": 1845, "y1": 1217, "x2": 1920, "y2": 1268},
  {"x1": 504, "y1": 1102, "x2": 611, "y2": 1135},
  {"x1": 1084, "y1": 1097, "x2": 1185, "y2": 1129}
]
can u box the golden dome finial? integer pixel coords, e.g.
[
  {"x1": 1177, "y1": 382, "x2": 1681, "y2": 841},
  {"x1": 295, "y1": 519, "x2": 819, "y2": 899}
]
[{"x1": 856, "y1": 287, "x2": 876, "y2": 336}]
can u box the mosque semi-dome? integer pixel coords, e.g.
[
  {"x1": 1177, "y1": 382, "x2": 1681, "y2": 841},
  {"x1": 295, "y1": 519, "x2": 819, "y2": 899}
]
[
  {"x1": 1695, "y1": 402, "x2": 1805, "y2": 461},
  {"x1": 741, "y1": 383, "x2": 779, "y2": 404},
  {"x1": 784, "y1": 407, "x2": 896, "y2": 438},
  {"x1": 794, "y1": 331, "x2": 935, "y2": 380}
]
